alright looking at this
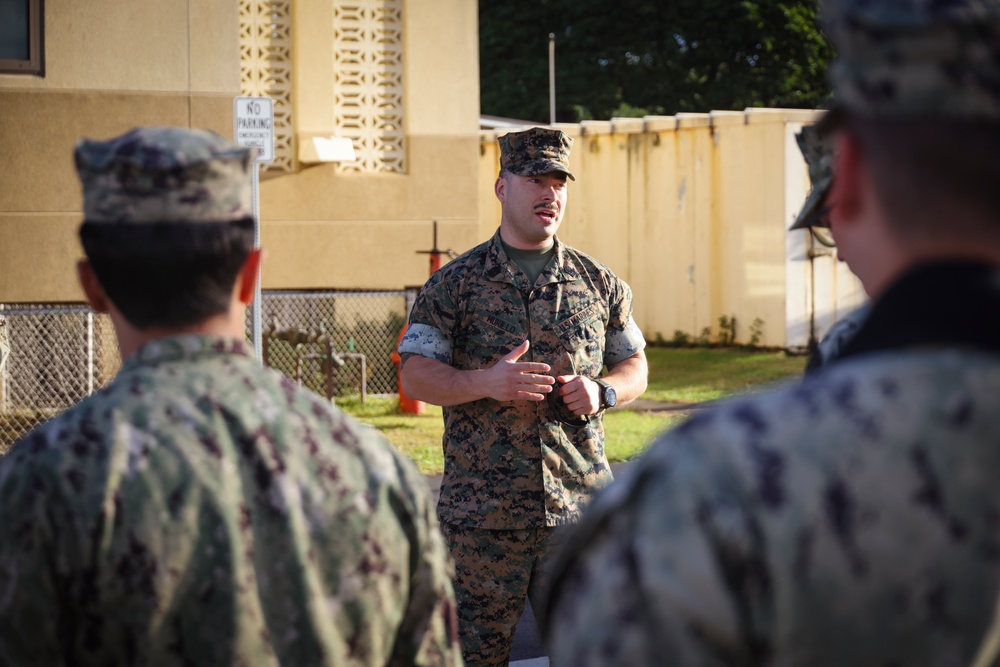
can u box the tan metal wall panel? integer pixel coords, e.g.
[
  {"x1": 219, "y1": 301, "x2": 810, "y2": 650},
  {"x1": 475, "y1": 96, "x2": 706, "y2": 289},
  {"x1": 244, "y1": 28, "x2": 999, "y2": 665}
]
[{"x1": 634, "y1": 124, "x2": 691, "y2": 344}]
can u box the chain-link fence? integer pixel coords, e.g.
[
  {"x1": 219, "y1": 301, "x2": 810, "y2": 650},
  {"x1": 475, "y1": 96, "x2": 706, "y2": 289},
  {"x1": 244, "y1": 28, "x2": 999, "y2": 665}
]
[
  {"x1": 252, "y1": 290, "x2": 409, "y2": 402},
  {"x1": 0, "y1": 304, "x2": 121, "y2": 449},
  {"x1": 1, "y1": 290, "x2": 413, "y2": 451}
]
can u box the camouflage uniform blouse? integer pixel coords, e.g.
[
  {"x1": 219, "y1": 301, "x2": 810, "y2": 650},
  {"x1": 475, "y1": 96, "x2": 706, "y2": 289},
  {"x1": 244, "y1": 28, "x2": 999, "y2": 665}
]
[
  {"x1": 543, "y1": 262, "x2": 1000, "y2": 666},
  {"x1": 806, "y1": 303, "x2": 871, "y2": 373},
  {"x1": 399, "y1": 231, "x2": 646, "y2": 529},
  {"x1": 0, "y1": 335, "x2": 462, "y2": 667}
]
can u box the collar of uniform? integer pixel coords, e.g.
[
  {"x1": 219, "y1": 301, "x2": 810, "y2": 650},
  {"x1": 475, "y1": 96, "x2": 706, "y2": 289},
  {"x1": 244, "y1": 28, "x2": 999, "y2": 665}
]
[
  {"x1": 482, "y1": 229, "x2": 583, "y2": 290},
  {"x1": 837, "y1": 261, "x2": 1000, "y2": 361},
  {"x1": 121, "y1": 334, "x2": 254, "y2": 372}
]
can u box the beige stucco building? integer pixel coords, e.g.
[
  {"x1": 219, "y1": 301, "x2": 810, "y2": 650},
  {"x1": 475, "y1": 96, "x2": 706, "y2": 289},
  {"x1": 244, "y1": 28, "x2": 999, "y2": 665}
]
[
  {"x1": 0, "y1": 0, "x2": 482, "y2": 303},
  {"x1": 0, "y1": 0, "x2": 862, "y2": 350}
]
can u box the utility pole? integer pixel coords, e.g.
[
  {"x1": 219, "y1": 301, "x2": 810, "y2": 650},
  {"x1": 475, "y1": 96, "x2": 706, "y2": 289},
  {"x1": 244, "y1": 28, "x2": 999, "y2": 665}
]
[{"x1": 549, "y1": 33, "x2": 556, "y2": 125}]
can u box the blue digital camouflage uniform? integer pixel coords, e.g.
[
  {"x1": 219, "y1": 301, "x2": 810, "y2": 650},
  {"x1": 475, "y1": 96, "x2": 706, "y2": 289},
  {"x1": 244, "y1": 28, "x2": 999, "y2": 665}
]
[
  {"x1": 807, "y1": 304, "x2": 871, "y2": 373},
  {"x1": 542, "y1": 0, "x2": 1000, "y2": 664},
  {"x1": 543, "y1": 262, "x2": 1000, "y2": 666},
  {"x1": 0, "y1": 336, "x2": 461, "y2": 667},
  {"x1": 0, "y1": 126, "x2": 462, "y2": 667}
]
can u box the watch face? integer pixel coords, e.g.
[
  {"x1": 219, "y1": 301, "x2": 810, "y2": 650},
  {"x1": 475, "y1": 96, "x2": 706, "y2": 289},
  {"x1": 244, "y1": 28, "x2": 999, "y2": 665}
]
[{"x1": 604, "y1": 385, "x2": 617, "y2": 408}]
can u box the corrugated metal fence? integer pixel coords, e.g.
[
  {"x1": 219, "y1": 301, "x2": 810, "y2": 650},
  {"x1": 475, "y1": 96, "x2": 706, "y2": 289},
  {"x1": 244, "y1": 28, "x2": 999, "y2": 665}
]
[{"x1": 478, "y1": 111, "x2": 867, "y2": 350}]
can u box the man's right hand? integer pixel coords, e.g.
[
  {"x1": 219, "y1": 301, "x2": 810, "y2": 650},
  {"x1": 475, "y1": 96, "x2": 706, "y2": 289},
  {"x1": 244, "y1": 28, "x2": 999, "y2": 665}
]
[
  {"x1": 483, "y1": 340, "x2": 555, "y2": 402},
  {"x1": 399, "y1": 340, "x2": 555, "y2": 407}
]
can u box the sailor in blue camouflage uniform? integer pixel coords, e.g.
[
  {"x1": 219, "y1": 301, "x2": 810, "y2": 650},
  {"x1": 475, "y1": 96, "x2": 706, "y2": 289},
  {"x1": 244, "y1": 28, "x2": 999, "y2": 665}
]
[
  {"x1": 810, "y1": 303, "x2": 871, "y2": 371},
  {"x1": 542, "y1": 1, "x2": 1000, "y2": 665},
  {"x1": 398, "y1": 127, "x2": 648, "y2": 665},
  {"x1": 0, "y1": 127, "x2": 462, "y2": 667},
  {"x1": 790, "y1": 123, "x2": 871, "y2": 373}
]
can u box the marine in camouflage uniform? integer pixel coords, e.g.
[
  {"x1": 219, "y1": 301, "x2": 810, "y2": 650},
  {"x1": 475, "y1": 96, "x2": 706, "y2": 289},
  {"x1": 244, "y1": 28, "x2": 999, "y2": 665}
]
[
  {"x1": 542, "y1": 1, "x2": 1000, "y2": 666},
  {"x1": 790, "y1": 124, "x2": 871, "y2": 373},
  {"x1": 0, "y1": 127, "x2": 461, "y2": 667},
  {"x1": 399, "y1": 127, "x2": 648, "y2": 665}
]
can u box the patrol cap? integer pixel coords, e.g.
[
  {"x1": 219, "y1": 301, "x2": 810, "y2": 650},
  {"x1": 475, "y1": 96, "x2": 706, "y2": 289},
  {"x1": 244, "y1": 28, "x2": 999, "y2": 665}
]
[
  {"x1": 819, "y1": 0, "x2": 1000, "y2": 127},
  {"x1": 74, "y1": 126, "x2": 254, "y2": 224},
  {"x1": 790, "y1": 124, "x2": 835, "y2": 231},
  {"x1": 499, "y1": 127, "x2": 576, "y2": 181}
]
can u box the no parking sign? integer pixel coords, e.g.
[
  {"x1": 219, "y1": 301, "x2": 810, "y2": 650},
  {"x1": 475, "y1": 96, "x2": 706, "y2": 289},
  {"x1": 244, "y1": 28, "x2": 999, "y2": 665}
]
[
  {"x1": 233, "y1": 96, "x2": 273, "y2": 363},
  {"x1": 234, "y1": 96, "x2": 274, "y2": 164}
]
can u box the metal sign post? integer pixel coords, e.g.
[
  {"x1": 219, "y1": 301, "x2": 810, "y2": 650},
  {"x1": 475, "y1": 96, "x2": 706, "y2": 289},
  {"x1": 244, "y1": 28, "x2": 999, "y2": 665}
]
[{"x1": 233, "y1": 96, "x2": 274, "y2": 364}]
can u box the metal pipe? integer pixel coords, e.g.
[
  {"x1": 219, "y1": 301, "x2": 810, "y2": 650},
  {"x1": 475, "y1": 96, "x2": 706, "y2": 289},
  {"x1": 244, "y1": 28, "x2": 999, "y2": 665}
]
[
  {"x1": 549, "y1": 33, "x2": 556, "y2": 125},
  {"x1": 325, "y1": 340, "x2": 335, "y2": 402},
  {"x1": 86, "y1": 312, "x2": 94, "y2": 395},
  {"x1": 251, "y1": 164, "x2": 262, "y2": 364},
  {"x1": 341, "y1": 353, "x2": 367, "y2": 404}
]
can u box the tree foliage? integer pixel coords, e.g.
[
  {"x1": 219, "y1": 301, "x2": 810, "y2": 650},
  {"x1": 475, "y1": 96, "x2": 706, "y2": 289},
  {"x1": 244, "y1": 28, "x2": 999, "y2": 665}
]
[{"x1": 479, "y1": 0, "x2": 834, "y2": 122}]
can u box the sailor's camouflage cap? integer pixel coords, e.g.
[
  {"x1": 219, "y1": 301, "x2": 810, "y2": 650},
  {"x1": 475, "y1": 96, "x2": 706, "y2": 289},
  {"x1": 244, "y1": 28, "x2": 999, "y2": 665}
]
[
  {"x1": 499, "y1": 127, "x2": 576, "y2": 181},
  {"x1": 790, "y1": 124, "x2": 835, "y2": 231},
  {"x1": 821, "y1": 0, "x2": 1000, "y2": 122},
  {"x1": 75, "y1": 126, "x2": 254, "y2": 223}
]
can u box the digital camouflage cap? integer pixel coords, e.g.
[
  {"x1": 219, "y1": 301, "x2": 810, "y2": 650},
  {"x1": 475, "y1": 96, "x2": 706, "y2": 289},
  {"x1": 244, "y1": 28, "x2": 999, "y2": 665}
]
[
  {"x1": 74, "y1": 126, "x2": 254, "y2": 224},
  {"x1": 499, "y1": 127, "x2": 576, "y2": 181},
  {"x1": 821, "y1": 0, "x2": 1000, "y2": 122},
  {"x1": 789, "y1": 124, "x2": 835, "y2": 231}
]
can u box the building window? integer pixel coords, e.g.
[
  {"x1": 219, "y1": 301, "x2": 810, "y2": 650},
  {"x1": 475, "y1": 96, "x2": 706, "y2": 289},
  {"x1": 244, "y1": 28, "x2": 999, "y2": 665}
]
[{"x1": 0, "y1": 0, "x2": 44, "y2": 76}]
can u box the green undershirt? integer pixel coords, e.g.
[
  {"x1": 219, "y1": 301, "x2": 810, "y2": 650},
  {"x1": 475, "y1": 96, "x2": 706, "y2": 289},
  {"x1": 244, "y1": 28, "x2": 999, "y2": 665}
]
[{"x1": 502, "y1": 239, "x2": 556, "y2": 287}]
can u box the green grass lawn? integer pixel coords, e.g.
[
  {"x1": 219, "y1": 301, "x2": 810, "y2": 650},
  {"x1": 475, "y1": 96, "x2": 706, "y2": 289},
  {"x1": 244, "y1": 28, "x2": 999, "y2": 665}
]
[
  {"x1": 644, "y1": 347, "x2": 807, "y2": 404},
  {"x1": 0, "y1": 347, "x2": 806, "y2": 472},
  {"x1": 341, "y1": 347, "x2": 807, "y2": 475}
]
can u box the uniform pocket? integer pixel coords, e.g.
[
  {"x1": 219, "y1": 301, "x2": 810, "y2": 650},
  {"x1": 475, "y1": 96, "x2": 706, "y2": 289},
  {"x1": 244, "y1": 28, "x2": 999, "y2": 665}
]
[
  {"x1": 559, "y1": 317, "x2": 605, "y2": 352},
  {"x1": 556, "y1": 309, "x2": 605, "y2": 378},
  {"x1": 457, "y1": 314, "x2": 525, "y2": 369},
  {"x1": 553, "y1": 303, "x2": 601, "y2": 348}
]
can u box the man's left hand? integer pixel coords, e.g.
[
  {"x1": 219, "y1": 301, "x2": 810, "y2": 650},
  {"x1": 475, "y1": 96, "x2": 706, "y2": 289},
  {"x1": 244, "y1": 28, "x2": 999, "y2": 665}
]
[{"x1": 554, "y1": 375, "x2": 601, "y2": 416}]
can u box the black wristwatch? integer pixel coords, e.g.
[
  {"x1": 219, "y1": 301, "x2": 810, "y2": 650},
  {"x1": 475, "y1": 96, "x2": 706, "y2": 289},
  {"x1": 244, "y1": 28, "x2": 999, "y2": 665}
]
[{"x1": 595, "y1": 379, "x2": 617, "y2": 410}]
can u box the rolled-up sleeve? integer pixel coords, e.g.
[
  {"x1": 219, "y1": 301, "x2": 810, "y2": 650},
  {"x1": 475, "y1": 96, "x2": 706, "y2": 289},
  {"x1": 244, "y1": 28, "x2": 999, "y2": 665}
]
[
  {"x1": 605, "y1": 314, "x2": 645, "y2": 365},
  {"x1": 604, "y1": 278, "x2": 645, "y2": 365},
  {"x1": 398, "y1": 323, "x2": 452, "y2": 365},
  {"x1": 400, "y1": 273, "x2": 459, "y2": 365}
]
